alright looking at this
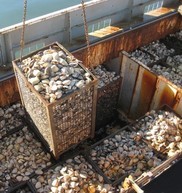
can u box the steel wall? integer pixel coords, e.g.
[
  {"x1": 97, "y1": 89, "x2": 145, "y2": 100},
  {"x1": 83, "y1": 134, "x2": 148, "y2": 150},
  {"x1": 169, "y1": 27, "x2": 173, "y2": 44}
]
[
  {"x1": 119, "y1": 52, "x2": 182, "y2": 119},
  {"x1": 0, "y1": 76, "x2": 20, "y2": 107},
  {"x1": 73, "y1": 12, "x2": 182, "y2": 68}
]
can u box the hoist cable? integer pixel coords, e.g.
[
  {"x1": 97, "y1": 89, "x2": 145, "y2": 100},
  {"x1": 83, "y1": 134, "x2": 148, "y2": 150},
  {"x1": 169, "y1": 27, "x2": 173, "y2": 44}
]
[
  {"x1": 20, "y1": 0, "x2": 27, "y2": 62},
  {"x1": 81, "y1": 0, "x2": 94, "y2": 70}
]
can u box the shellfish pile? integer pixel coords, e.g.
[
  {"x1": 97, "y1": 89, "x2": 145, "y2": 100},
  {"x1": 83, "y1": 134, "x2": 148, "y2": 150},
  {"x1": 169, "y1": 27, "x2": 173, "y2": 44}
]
[
  {"x1": 18, "y1": 45, "x2": 93, "y2": 103},
  {"x1": 0, "y1": 103, "x2": 25, "y2": 139},
  {"x1": 169, "y1": 30, "x2": 182, "y2": 41},
  {"x1": 141, "y1": 40, "x2": 175, "y2": 60},
  {"x1": 151, "y1": 63, "x2": 182, "y2": 87},
  {"x1": 90, "y1": 129, "x2": 163, "y2": 182},
  {"x1": 32, "y1": 155, "x2": 116, "y2": 193},
  {"x1": 130, "y1": 49, "x2": 154, "y2": 65},
  {"x1": 130, "y1": 40, "x2": 175, "y2": 65},
  {"x1": 131, "y1": 110, "x2": 182, "y2": 157},
  {"x1": 0, "y1": 126, "x2": 52, "y2": 191},
  {"x1": 92, "y1": 65, "x2": 120, "y2": 88},
  {"x1": 129, "y1": 30, "x2": 182, "y2": 87}
]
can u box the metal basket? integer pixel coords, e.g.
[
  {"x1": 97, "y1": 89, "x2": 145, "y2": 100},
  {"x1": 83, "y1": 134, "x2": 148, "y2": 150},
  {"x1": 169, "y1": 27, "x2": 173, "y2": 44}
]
[
  {"x1": 96, "y1": 77, "x2": 122, "y2": 129},
  {"x1": 12, "y1": 42, "x2": 98, "y2": 159}
]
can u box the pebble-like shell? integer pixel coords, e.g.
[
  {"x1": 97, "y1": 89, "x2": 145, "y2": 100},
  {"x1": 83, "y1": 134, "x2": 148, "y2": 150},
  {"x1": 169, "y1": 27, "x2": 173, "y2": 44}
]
[
  {"x1": 132, "y1": 110, "x2": 182, "y2": 157},
  {"x1": 19, "y1": 46, "x2": 94, "y2": 103}
]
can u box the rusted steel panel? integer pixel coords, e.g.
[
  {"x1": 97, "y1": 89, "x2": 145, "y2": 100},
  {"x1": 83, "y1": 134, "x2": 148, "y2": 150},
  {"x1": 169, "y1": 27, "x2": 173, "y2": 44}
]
[
  {"x1": 149, "y1": 77, "x2": 178, "y2": 111},
  {"x1": 173, "y1": 91, "x2": 182, "y2": 117},
  {"x1": 129, "y1": 66, "x2": 157, "y2": 119},
  {"x1": 73, "y1": 13, "x2": 182, "y2": 67},
  {"x1": 0, "y1": 77, "x2": 20, "y2": 107},
  {"x1": 119, "y1": 53, "x2": 139, "y2": 114}
]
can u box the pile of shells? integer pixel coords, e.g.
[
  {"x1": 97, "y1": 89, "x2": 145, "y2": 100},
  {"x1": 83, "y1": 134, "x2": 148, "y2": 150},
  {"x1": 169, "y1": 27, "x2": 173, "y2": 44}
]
[
  {"x1": 166, "y1": 55, "x2": 182, "y2": 68},
  {"x1": 169, "y1": 30, "x2": 182, "y2": 41},
  {"x1": 90, "y1": 129, "x2": 163, "y2": 182},
  {"x1": 0, "y1": 126, "x2": 52, "y2": 191},
  {"x1": 141, "y1": 40, "x2": 175, "y2": 60},
  {"x1": 130, "y1": 33, "x2": 182, "y2": 87},
  {"x1": 130, "y1": 49, "x2": 155, "y2": 65},
  {"x1": 92, "y1": 65, "x2": 120, "y2": 88},
  {"x1": 18, "y1": 45, "x2": 93, "y2": 103},
  {"x1": 0, "y1": 103, "x2": 25, "y2": 139},
  {"x1": 151, "y1": 64, "x2": 182, "y2": 87},
  {"x1": 32, "y1": 155, "x2": 116, "y2": 193},
  {"x1": 130, "y1": 40, "x2": 175, "y2": 65},
  {"x1": 131, "y1": 110, "x2": 182, "y2": 157}
]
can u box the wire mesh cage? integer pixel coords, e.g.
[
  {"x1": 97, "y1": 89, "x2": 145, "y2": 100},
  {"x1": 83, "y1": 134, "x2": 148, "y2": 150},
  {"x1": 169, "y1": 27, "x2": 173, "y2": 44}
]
[
  {"x1": 96, "y1": 77, "x2": 122, "y2": 129},
  {"x1": 12, "y1": 42, "x2": 98, "y2": 159}
]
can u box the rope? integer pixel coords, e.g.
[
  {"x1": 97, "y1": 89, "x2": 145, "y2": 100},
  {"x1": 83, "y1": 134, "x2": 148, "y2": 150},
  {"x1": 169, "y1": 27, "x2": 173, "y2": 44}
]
[
  {"x1": 81, "y1": 0, "x2": 93, "y2": 70},
  {"x1": 20, "y1": 0, "x2": 27, "y2": 62}
]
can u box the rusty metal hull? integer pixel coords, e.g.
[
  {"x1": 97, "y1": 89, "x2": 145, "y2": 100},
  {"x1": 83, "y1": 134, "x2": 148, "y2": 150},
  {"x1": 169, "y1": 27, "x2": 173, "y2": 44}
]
[{"x1": 73, "y1": 12, "x2": 182, "y2": 68}]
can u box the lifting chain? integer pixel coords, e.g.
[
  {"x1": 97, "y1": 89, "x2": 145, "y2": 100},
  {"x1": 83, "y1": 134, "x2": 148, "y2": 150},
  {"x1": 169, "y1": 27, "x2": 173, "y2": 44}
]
[
  {"x1": 81, "y1": 0, "x2": 93, "y2": 70},
  {"x1": 20, "y1": 0, "x2": 27, "y2": 62}
]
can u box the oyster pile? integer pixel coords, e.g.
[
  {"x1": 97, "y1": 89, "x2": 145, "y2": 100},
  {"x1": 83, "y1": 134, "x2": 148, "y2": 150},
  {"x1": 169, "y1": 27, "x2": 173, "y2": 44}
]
[
  {"x1": 32, "y1": 155, "x2": 116, "y2": 193},
  {"x1": 169, "y1": 30, "x2": 182, "y2": 41},
  {"x1": 166, "y1": 55, "x2": 182, "y2": 68},
  {"x1": 90, "y1": 129, "x2": 163, "y2": 182},
  {"x1": 0, "y1": 103, "x2": 25, "y2": 139},
  {"x1": 141, "y1": 40, "x2": 175, "y2": 60},
  {"x1": 18, "y1": 45, "x2": 93, "y2": 103},
  {"x1": 129, "y1": 30, "x2": 182, "y2": 87},
  {"x1": 92, "y1": 65, "x2": 120, "y2": 88},
  {"x1": 130, "y1": 40, "x2": 175, "y2": 65},
  {"x1": 151, "y1": 64, "x2": 182, "y2": 87},
  {"x1": 130, "y1": 49, "x2": 155, "y2": 65},
  {"x1": 0, "y1": 126, "x2": 52, "y2": 191},
  {"x1": 131, "y1": 110, "x2": 182, "y2": 157}
]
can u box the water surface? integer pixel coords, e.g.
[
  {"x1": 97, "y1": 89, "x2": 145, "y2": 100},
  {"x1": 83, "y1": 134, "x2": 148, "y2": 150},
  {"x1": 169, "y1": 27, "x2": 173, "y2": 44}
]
[{"x1": 1, "y1": 0, "x2": 90, "y2": 29}]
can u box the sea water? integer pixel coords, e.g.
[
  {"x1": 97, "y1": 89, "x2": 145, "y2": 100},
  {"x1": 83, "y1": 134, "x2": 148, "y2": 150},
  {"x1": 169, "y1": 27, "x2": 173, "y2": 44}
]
[{"x1": 0, "y1": 0, "x2": 90, "y2": 29}]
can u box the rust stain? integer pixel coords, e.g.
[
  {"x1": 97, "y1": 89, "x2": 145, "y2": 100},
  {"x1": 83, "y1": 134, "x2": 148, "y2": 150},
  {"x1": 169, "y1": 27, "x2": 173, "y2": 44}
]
[
  {"x1": 173, "y1": 91, "x2": 182, "y2": 115},
  {"x1": 129, "y1": 67, "x2": 157, "y2": 119},
  {"x1": 73, "y1": 13, "x2": 181, "y2": 67},
  {"x1": 158, "y1": 84, "x2": 176, "y2": 108},
  {"x1": 0, "y1": 77, "x2": 20, "y2": 107},
  {"x1": 140, "y1": 69, "x2": 157, "y2": 113}
]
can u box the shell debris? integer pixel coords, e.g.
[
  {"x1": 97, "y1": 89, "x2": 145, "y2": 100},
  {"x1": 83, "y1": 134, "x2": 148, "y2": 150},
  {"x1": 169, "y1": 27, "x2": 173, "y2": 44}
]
[
  {"x1": 131, "y1": 109, "x2": 182, "y2": 157},
  {"x1": 18, "y1": 46, "x2": 94, "y2": 103}
]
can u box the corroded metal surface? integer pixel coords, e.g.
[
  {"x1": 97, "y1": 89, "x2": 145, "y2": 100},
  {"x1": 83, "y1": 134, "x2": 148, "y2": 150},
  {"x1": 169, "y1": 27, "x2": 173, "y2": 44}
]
[
  {"x1": 0, "y1": 76, "x2": 20, "y2": 107},
  {"x1": 73, "y1": 13, "x2": 182, "y2": 68},
  {"x1": 120, "y1": 51, "x2": 182, "y2": 119},
  {"x1": 150, "y1": 77, "x2": 178, "y2": 110},
  {"x1": 129, "y1": 66, "x2": 157, "y2": 119},
  {"x1": 119, "y1": 53, "x2": 139, "y2": 114}
]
